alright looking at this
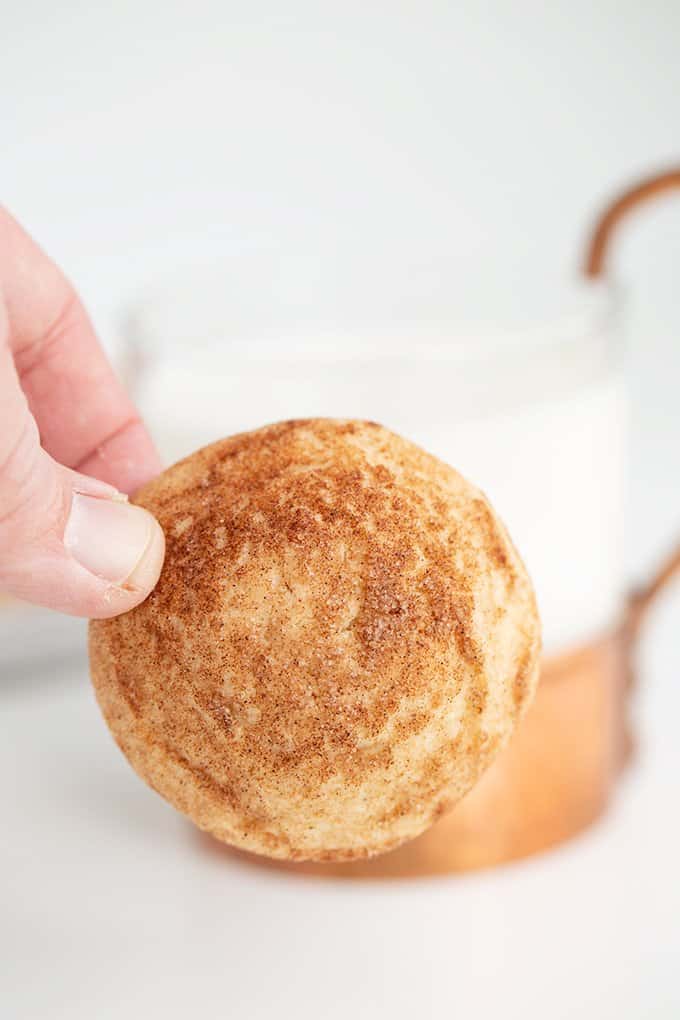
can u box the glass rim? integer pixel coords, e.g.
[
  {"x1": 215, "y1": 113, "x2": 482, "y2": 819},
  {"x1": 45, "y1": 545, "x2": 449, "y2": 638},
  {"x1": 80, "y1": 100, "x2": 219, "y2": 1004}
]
[{"x1": 124, "y1": 251, "x2": 623, "y2": 366}]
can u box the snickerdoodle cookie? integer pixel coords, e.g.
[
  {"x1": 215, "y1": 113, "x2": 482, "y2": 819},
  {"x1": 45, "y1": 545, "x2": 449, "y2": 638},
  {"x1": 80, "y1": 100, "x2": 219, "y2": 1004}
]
[{"x1": 90, "y1": 419, "x2": 540, "y2": 861}]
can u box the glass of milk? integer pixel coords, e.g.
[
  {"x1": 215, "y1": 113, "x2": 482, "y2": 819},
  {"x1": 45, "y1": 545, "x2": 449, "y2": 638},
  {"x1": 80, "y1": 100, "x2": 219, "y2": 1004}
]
[{"x1": 126, "y1": 248, "x2": 624, "y2": 657}]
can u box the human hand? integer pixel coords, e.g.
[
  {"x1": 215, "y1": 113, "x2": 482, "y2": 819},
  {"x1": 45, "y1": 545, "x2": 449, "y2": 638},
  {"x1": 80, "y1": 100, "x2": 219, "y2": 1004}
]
[{"x1": 0, "y1": 208, "x2": 165, "y2": 618}]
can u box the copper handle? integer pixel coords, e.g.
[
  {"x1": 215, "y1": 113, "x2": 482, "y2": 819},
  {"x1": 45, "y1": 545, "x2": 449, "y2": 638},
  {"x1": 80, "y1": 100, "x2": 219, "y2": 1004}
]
[
  {"x1": 583, "y1": 167, "x2": 680, "y2": 277},
  {"x1": 583, "y1": 167, "x2": 680, "y2": 633}
]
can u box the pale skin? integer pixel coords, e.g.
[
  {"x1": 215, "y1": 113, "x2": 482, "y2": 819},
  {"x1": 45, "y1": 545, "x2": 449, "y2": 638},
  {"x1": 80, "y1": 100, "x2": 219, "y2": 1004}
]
[{"x1": 0, "y1": 208, "x2": 165, "y2": 618}]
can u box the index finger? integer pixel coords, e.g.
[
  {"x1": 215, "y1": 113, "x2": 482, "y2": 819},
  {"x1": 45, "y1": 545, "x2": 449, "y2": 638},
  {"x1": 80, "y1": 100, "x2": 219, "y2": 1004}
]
[{"x1": 0, "y1": 207, "x2": 162, "y2": 495}]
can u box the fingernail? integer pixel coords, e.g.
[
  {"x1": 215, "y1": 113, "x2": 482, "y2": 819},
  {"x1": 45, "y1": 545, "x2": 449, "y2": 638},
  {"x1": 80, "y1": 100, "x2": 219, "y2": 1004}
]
[{"x1": 65, "y1": 492, "x2": 164, "y2": 588}]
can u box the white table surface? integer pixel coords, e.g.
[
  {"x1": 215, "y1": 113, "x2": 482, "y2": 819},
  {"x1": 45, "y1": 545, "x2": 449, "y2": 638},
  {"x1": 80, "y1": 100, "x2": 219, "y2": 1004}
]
[{"x1": 2, "y1": 587, "x2": 679, "y2": 1020}]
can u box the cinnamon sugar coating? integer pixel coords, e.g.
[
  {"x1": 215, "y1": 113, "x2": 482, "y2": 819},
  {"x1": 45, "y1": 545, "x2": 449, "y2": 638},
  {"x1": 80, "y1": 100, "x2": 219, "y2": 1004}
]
[{"x1": 90, "y1": 420, "x2": 540, "y2": 861}]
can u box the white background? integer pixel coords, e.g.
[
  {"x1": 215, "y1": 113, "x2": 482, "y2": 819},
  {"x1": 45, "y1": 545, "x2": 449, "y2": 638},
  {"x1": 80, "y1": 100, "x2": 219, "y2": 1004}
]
[{"x1": 1, "y1": 4, "x2": 679, "y2": 1018}]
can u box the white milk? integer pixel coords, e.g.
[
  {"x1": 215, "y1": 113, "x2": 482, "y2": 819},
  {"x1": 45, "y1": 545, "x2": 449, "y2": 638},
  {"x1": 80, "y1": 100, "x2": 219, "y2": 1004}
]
[
  {"x1": 415, "y1": 376, "x2": 626, "y2": 654},
  {"x1": 136, "y1": 310, "x2": 625, "y2": 655}
]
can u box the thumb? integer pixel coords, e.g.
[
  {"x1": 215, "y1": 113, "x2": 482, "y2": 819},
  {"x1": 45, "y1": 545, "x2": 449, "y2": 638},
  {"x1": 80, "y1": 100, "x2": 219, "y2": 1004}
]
[{"x1": 0, "y1": 398, "x2": 164, "y2": 620}]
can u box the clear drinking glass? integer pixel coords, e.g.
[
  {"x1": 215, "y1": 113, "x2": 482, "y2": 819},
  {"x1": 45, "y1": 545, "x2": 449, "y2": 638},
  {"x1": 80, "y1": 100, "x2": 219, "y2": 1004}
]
[{"x1": 125, "y1": 242, "x2": 639, "y2": 874}]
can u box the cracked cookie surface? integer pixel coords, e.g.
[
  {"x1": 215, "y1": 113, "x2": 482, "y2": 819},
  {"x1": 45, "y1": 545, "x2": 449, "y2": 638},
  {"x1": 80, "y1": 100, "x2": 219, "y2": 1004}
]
[{"x1": 90, "y1": 419, "x2": 540, "y2": 861}]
